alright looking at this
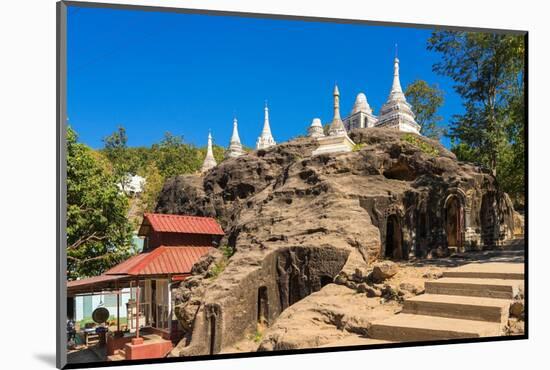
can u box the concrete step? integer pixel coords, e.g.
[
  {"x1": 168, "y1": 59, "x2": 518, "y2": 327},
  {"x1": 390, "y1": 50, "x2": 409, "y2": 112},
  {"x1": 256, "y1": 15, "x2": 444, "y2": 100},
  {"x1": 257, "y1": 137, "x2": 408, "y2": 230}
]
[
  {"x1": 320, "y1": 336, "x2": 392, "y2": 348},
  {"x1": 443, "y1": 262, "x2": 524, "y2": 280},
  {"x1": 107, "y1": 354, "x2": 125, "y2": 361},
  {"x1": 402, "y1": 294, "x2": 510, "y2": 323},
  {"x1": 369, "y1": 314, "x2": 502, "y2": 342},
  {"x1": 425, "y1": 277, "x2": 523, "y2": 299}
]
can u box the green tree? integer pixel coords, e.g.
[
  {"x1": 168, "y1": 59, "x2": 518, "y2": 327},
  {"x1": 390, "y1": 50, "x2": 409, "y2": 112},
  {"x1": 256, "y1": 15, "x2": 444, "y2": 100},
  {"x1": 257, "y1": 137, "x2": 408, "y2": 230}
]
[
  {"x1": 150, "y1": 132, "x2": 203, "y2": 177},
  {"x1": 103, "y1": 126, "x2": 131, "y2": 191},
  {"x1": 428, "y1": 31, "x2": 525, "y2": 205},
  {"x1": 138, "y1": 162, "x2": 165, "y2": 213},
  {"x1": 405, "y1": 79, "x2": 445, "y2": 139},
  {"x1": 67, "y1": 126, "x2": 135, "y2": 279}
]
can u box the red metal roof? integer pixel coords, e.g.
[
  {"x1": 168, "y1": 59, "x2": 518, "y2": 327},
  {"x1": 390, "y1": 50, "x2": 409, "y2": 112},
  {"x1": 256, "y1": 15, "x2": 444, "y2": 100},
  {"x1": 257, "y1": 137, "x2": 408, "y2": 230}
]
[
  {"x1": 140, "y1": 213, "x2": 224, "y2": 236},
  {"x1": 67, "y1": 274, "x2": 128, "y2": 296},
  {"x1": 67, "y1": 274, "x2": 124, "y2": 288},
  {"x1": 105, "y1": 246, "x2": 214, "y2": 276}
]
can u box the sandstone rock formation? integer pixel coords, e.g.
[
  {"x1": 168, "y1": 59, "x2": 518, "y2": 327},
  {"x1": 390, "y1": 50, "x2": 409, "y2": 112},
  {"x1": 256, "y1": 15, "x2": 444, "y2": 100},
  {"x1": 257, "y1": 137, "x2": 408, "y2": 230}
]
[{"x1": 156, "y1": 128, "x2": 517, "y2": 356}]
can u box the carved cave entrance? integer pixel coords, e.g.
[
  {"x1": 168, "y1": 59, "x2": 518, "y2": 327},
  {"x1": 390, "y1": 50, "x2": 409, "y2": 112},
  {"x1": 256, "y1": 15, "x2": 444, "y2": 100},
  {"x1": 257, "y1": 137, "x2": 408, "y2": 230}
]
[
  {"x1": 385, "y1": 214, "x2": 403, "y2": 260},
  {"x1": 276, "y1": 247, "x2": 349, "y2": 312},
  {"x1": 209, "y1": 315, "x2": 216, "y2": 355},
  {"x1": 257, "y1": 286, "x2": 268, "y2": 326},
  {"x1": 445, "y1": 195, "x2": 463, "y2": 249}
]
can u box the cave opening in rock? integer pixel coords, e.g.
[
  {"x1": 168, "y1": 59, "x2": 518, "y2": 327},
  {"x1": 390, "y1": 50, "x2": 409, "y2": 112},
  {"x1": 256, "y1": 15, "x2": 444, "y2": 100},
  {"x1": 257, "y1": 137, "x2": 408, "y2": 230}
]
[
  {"x1": 382, "y1": 162, "x2": 416, "y2": 181},
  {"x1": 257, "y1": 286, "x2": 269, "y2": 326},
  {"x1": 209, "y1": 315, "x2": 216, "y2": 355},
  {"x1": 276, "y1": 247, "x2": 349, "y2": 312},
  {"x1": 385, "y1": 214, "x2": 403, "y2": 259},
  {"x1": 418, "y1": 211, "x2": 427, "y2": 238},
  {"x1": 445, "y1": 195, "x2": 463, "y2": 249},
  {"x1": 320, "y1": 275, "x2": 333, "y2": 287}
]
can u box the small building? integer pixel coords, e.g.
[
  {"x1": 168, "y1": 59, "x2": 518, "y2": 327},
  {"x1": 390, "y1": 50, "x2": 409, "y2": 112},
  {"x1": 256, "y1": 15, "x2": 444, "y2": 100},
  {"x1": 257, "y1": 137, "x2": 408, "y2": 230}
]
[{"x1": 67, "y1": 213, "x2": 224, "y2": 361}]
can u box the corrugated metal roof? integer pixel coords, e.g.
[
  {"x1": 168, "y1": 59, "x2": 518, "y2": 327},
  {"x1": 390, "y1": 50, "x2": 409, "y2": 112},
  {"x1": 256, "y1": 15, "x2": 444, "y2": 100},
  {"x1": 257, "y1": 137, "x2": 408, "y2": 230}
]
[
  {"x1": 67, "y1": 274, "x2": 124, "y2": 288},
  {"x1": 67, "y1": 274, "x2": 128, "y2": 296},
  {"x1": 141, "y1": 213, "x2": 224, "y2": 236},
  {"x1": 105, "y1": 246, "x2": 214, "y2": 276}
]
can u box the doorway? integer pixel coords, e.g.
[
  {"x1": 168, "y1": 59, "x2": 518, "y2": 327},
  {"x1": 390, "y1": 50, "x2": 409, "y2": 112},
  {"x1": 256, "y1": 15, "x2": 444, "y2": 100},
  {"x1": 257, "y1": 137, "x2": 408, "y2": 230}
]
[
  {"x1": 209, "y1": 315, "x2": 216, "y2": 355},
  {"x1": 257, "y1": 286, "x2": 268, "y2": 326},
  {"x1": 385, "y1": 214, "x2": 403, "y2": 259},
  {"x1": 445, "y1": 196, "x2": 462, "y2": 248}
]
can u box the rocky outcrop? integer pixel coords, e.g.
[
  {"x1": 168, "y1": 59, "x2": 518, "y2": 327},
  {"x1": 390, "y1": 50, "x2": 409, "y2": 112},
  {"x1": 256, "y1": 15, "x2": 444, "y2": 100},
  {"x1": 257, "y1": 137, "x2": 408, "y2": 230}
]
[{"x1": 157, "y1": 128, "x2": 517, "y2": 356}]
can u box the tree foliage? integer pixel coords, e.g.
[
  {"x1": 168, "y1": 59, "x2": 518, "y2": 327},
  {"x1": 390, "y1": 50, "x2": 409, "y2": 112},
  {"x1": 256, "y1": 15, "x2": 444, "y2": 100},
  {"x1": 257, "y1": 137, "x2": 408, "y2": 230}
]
[
  {"x1": 103, "y1": 126, "x2": 131, "y2": 190},
  {"x1": 405, "y1": 79, "x2": 445, "y2": 139},
  {"x1": 67, "y1": 126, "x2": 135, "y2": 279},
  {"x1": 137, "y1": 162, "x2": 164, "y2": 214},
  {"x1": 428, "y1": 31, "x2": 525, "y2": 206}
]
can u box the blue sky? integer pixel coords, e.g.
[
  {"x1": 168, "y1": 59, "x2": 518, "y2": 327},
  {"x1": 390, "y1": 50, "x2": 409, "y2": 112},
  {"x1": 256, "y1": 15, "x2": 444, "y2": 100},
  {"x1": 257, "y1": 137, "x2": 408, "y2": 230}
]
[{"x1": 67, "y1": 6, "x2": 463, "y2": 149}]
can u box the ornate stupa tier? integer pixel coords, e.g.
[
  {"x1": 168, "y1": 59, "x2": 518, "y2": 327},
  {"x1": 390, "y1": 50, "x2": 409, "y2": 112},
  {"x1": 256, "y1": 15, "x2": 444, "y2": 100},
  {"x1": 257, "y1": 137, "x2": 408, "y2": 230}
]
[
  {"x1": 225, "y1": 118, "x2": 245, "y2": 158},
  {"x1": 308, "y1": 118, "x2": 325, "y2": 138},
  {"x1": 376, "y1": 57, "x2": 421, "y2": 134},
  {"x1": 201, "y1": 131, "x2": 218, "y2": 173},
  {"x1": 312, "y1": 85, "x2": 355, "y2": 156},
  {"x1": 256, "y1": 102, "x2": 276, "y2": 150}
]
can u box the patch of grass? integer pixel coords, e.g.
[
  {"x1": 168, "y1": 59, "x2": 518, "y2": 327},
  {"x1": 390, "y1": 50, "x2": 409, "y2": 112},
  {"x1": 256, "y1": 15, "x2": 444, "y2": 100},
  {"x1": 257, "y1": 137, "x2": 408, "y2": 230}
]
[
  {"x1": 402, "y1": 134, "x2": 439, "y2": 157},
  {"x1": 352, "y1": 143, "x2": 366, "y2": 152},
  {"x1": 247, "y1": 329, "x2": 263, "y2": 343},
  {"x1": 219, "y1": 245, "x2": 234, "y2": 259},
  {"x1": 209, "y1": 260, "x2": 227, "y2": 280}
]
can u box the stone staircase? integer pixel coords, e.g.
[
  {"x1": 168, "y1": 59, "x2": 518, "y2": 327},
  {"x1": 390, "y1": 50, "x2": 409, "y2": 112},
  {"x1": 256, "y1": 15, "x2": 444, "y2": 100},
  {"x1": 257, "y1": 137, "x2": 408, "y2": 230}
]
[{"x1": 369, "y1": 262, "x2": 524, "y2": 342}]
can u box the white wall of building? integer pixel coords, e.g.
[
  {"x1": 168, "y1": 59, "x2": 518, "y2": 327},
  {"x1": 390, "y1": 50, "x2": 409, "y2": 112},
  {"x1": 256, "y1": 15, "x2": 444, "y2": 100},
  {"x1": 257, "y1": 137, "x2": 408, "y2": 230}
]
[{"x1": 74, "y1": 289, "x2": 131, "y2": 321}]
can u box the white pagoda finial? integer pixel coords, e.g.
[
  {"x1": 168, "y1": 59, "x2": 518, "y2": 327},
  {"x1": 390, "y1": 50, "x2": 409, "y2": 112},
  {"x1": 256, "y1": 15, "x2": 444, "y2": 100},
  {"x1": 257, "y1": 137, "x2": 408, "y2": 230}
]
[
  {"x1": 262, "y1": 101, "x2": 272, "y2": 136},
  {"x1": 226, "y1": 118, "x2": 245, "y2": 158},
  {"x1": 201, "y1": 131, "x2": 217, "y2": 173},
  {"x1": 256, "y1": 101, "x2": 276, "y2": 150},
  {"x1": 231, "y1": 117, "x2": 241, "y2": 144},
  {"x1": 328, "y1": 84, "x2": 347, "y2": 136},
  {"x1": 391, "y1": 55, "x2": 403, "y2": 94}
]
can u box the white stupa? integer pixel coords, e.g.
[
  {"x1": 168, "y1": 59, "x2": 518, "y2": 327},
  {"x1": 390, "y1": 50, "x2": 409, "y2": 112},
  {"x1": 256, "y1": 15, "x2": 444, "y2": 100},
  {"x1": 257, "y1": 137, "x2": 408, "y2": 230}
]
[
  {"x1": 343, "y1": 92, "x2": 378, "y2": 131},
  {"x1": 312, "y1": 85, "x2": 355, "y2": 156},
  {"x1": 307, "y1": 118, "x2": 325, "y2": 138},
  {"x1": 225, "y1": 117, "x2": 245, "y2": 158},
  {"x1": 256, "y1": 102, "x2": 276, "y2": 150},
  {"x1": 201, "y1": 131, "x2": 217, "y2": 173},
  {"x1": 376, "y1": 55, "x2": 421, "y2": 134}
]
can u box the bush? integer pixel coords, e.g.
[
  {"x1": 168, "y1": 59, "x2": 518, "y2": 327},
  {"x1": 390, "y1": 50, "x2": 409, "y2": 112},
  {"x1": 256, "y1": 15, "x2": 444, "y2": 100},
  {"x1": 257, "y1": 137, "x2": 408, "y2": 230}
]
[
  {"x1": 208, "y1": 260, "x2": 227, "y2": 280},
  {"x1": 402, "y1": 134, "x2": 439, "y2": 157}
]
